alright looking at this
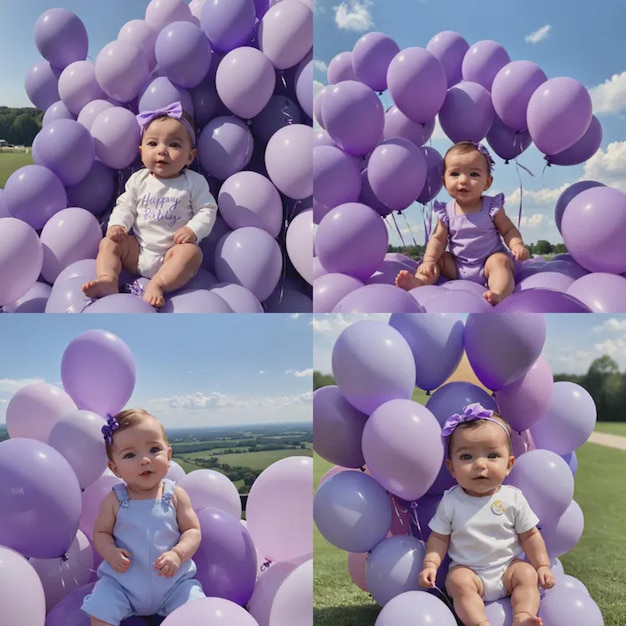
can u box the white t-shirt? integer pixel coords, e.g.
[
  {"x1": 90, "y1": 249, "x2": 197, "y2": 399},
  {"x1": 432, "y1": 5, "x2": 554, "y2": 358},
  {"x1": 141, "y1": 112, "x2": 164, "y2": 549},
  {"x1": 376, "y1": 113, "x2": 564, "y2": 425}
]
[
  {"x1": 428, "y1": 484, "x2": 539, "y2": 571},
  {"x1": 108, "y1": 168, "x2": 217, "y2": 255}
]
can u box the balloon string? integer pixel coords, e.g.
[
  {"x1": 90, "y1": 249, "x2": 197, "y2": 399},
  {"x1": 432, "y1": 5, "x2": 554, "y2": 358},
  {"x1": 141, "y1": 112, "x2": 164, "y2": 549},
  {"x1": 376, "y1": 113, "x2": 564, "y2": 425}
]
[
  {"x1": 281, "y1": 97, "x2": 294, "y2": 126},
  {"x1": 409, "y1": 500, "x2": 424, "y2": 542},
  {"x1": 389, "y1": 212, "x2": 406, "y2": 247},
  {"x1": 390, "y1": 495, "x2": 409, "y2": 534},
  {"x1": 260, "y1": 558, "x2": 272, "y2": 572},
  {"x1": 432, "y1": 582, "x2": 456, "y2": 613},
  {"x1": 513, "y1": 160, "x2": 535, "y2": 229},
  {"x1": 401, "y1": 209, "x2": 419, "y2": 247},
  {"x1": 422, "y1": 202, "x2": 434, "y2": 246}
]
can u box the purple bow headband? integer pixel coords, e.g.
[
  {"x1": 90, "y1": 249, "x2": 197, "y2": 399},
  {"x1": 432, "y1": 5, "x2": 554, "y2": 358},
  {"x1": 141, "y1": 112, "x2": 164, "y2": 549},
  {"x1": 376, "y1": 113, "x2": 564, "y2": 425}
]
[
  {"x1": 474, "y1": 142, "x2": 496, "y2": 171},
  {"x1": 102, "y1": 414, "x2": 119, "y2": 445},
  {"x1": 441, "y1": 403, "x2": 510, "y2": 440},
  {"x1": 136, "y1": 101, "x2": 195, "y2": 145}
]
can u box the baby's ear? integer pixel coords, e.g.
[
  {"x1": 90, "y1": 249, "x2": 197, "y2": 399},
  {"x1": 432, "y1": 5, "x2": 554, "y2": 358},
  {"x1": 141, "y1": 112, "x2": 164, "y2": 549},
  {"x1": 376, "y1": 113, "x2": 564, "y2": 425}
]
[{"x1": 507, "y1": 454, "x2": 515, "y2": 472}]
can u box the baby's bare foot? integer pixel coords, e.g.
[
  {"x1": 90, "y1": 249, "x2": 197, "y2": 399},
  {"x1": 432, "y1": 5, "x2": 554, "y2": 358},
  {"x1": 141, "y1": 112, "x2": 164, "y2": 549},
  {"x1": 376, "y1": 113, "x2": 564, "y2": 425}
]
[
  {"x1": 143, "y1": 280, "x2": 165, "y2": 307},
  {"x1": 483, "y1": 289, "x2": 503, "y2": 305},
  {"x1": 395, "y1": 270, "x2": 423, "y2": 291},
  {"x1": 513, "y1": 611, "x2": 542, "y2": 626},
  {"x1": 82, "y1": 276, "x2": 118, "y2": 298}
]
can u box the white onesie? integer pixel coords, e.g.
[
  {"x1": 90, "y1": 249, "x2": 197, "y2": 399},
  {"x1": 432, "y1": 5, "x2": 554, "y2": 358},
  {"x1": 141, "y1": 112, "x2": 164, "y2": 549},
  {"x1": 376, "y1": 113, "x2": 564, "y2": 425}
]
[
  {"x1": 108, "y1": 168, "x2": 217, "y2": 277},
  {"x1": 429, "y1": 484, "x2": 539, "y2": 601}
]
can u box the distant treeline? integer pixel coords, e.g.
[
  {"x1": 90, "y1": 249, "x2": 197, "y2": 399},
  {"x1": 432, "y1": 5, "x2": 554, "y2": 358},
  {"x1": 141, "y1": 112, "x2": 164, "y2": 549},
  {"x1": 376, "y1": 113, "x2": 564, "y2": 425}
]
[
  {"x1": 0, "y1": 107, "x2": 42, "y2": 147},
  {"x1": 314, "y1": 356, "x2": 626, "y2": 423},
  {"x1": 389, "y1": 240, "x2": 568, "y2": 259}
]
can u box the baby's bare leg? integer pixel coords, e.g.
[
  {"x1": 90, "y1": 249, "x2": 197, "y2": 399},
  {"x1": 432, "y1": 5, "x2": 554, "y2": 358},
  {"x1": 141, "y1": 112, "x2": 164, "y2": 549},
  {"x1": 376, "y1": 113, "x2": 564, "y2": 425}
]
[
  {"x1": 483, "y1": 252, "x2": 515, "y2": 305},
  {"x1": 503, "y1": 561, "x2": 542, "y2": 626},
  {"x1": 89, "y1": 618, "x2": 114, "y2": 626},
  {"x1": 82, "y1": 236, "x2": 140, "y2": 298},
  {"x1": 143, "y1": 243, "x2": 203, "y2": 307},
  {"x1": 395, "y1": 252, "x2": 458, "y2": 290},
  {"x1": 446, "y1": 566, "x2": 490, "y2": 626}
]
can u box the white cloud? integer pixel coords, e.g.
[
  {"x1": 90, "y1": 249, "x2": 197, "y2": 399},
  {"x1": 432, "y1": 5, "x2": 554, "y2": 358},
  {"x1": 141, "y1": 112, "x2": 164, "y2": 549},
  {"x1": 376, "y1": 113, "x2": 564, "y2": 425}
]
[
  {"x1": 313, "y1": 59, "x2": 328, "y2": 73},
  {"x1": 334, "y1": 0, "x2": 373, "y2": 31},
  {"x1": 291, "y1": 368, "x2": 313, "y2": 377},
  {"x1": 0, "y1": 377, "x2": 46, "y2": 395},
  {"x1": 525, "y1": 25, "x2": 551, "y2": 44},
  {"x1": 593, "y1": 318, "x2": 626, "y2": 333},
  {"x1": 519, "y1": 213, "x2": 546, "y2": 229},
  {"x1": 148, "y1": 391, "x2": 312, "y2": 413},
  {"x1": 589, "y1": 72, "x2": 626, "y2": 115},
  {"x1": 506, "y1": 184, "x2": 568, "y2": 209},
  {"x1": 594, "y1": 337, "x2": 626, "y2": 356},
  {"x1": 312, "y1": 314, "x2": 354, "y2": 335},
  {"x1": 581, "y1": 141, "x2": 626, "y2": 192}
]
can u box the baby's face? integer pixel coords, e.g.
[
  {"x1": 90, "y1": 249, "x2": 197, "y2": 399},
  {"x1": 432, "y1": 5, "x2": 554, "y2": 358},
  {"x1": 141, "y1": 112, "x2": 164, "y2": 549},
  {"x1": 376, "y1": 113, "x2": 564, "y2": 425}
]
[
  {"x1": 139, "y1": 116, "x2": 196, "y2": 179},
  {"x1": 446, "y1": 420, "x2": 513, "y2": 497},
  {"x1": 443, "y1": 149, "x2": 493, "y2": 209}
]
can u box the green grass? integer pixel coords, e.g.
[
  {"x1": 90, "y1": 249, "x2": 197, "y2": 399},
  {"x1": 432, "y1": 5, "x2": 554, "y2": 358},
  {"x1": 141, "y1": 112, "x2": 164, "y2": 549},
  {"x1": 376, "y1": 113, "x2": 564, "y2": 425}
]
[
  {"x1": 0, "y1": 151, "x2": 33, "y2": 187},
  {"x1": 314, "y1": 443, "x2": 625, "y2": 625},
  {"x1": 179, "y1": 448, "x2": 312, "y2": 470},
  {"x1": 594, "y1": 422, "x2": 626, "y2": 437}
]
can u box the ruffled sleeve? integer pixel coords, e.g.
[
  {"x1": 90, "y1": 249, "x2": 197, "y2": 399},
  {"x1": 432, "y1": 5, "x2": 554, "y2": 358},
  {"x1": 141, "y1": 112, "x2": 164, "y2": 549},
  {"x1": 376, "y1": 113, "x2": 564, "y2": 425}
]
[
  {"x1": 433, "y1": 200, "x2": 449, "y2": 226},
  {"x1": 488, "y1": 193, "x2": 505, "y2": 219}
]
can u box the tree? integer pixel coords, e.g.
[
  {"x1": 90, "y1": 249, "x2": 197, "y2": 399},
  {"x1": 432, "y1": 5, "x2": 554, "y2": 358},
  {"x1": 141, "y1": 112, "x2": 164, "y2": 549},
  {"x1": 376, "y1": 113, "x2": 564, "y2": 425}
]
[
  {"x1": 534, "y1": 240, "x2": 553, "y2": 256},
  {"x1": 313, "y1": 370, "x2": 335, "y2": 390},
  {"x1": 10, "y1": 114, "x2": 39, "y2": 146}
]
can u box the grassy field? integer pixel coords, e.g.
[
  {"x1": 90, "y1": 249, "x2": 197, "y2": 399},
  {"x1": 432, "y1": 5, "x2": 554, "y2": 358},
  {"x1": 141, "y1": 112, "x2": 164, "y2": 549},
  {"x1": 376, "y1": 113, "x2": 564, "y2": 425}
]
[
  {"x1": 0, "y1": 151, "x2": 32, "y2": 187},
  {"x1": 594, "y1": 422, "x2": 626, "y2": 437},
  {"x1": 180, "y1": 448, "x2": 313, "y2": 470},
  {"x1": 314, "y1": 442, "x2": 626, "y2": 625}
]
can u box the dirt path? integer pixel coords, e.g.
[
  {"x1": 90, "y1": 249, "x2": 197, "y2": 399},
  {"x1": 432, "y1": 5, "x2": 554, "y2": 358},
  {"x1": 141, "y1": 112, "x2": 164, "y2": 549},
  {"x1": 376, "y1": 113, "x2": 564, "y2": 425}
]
[{"x1": 587, "y1": 431, "x2": 626, "y2": 451}]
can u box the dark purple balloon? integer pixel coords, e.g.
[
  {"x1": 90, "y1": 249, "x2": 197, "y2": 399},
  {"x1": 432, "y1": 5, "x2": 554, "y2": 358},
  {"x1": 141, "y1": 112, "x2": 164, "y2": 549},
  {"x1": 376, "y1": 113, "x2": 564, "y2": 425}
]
[
  {"x1": 495, "y1": 288, "x2": 592, "y2": 313},
  {"x1": 547, "y1": 115, "x2": 602, "y2": 166},
  {"x1": 439, "y1": 81, "x2": 495, "y2": 144},
  {"x1": 486, "y1": 115, "x2": 532, "y2": 162}
]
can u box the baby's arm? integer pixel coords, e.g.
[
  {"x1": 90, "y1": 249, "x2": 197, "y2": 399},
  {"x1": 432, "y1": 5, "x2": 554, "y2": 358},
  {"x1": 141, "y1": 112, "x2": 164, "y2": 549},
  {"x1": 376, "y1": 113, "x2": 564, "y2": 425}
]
[
  {"x1": 518, "y1": 527, "x2": 556, "y2": 589},
  {"x1": 107, "y1": 175, "x2": 138, "y2": 240},
  {"x1": 92, "y1": 491, "x2": 131, "y2": 573},
  {"x1": 419, "y1": 219, "x2": 449, "y2": 279},
  {"x1": 183, "y1": 176, "x2": 218, "y2": 243},
  {"x1": 493, "y1": 209, "x2": 529, "y2": 261},
  {"x1": 418, "y1": 530, "x2": 450, "y2": 588},
  {"x1": 154, "y1": 486, "x2": 202, "y2": 578}
]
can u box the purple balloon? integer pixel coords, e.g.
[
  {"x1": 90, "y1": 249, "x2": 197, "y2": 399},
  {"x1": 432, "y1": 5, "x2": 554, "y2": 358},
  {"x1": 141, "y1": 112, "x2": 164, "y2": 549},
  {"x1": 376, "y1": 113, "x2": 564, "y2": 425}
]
[
  {"x1": 0, "y1": 438, "x2": 81, "y2": 558},
  {"x1": 313, "y1": 272, "x2": 364, "y2": 312},
  {"x1": 315, "y1": 202, "x2": 388, "y2": 281},
  {"x1": 61, "y1": 329, "x2": 136, "y2": 416},
  {"x1": 367, "y1": 259, "x2": 416, "y2": 285},
  {"x1": 426, "y1": 31, "x2": 469, "y2": 88},
  {"x1": 252, "y1": 94, "x2": 303, "y2": 144},
  {"x1": 527, "y1": 77, "x2": 593, "y2": 155},
  {"x1": 2, "y1": 281, "x2": 51, "y2": 313},
  {"x1": 567, "y1": 272, "x2": 626, "y2": 312},
  {"x1": 118, "y1": 19, "x2": 158, "y2": 71},
  {"x1": 407, "y1": 284, "x2": 445, "y2": 308},
  {"x1": 333, "y1": 283, "x2": 424, "y2": 313},
  {"x1": 138, "y1": 76, "x2": 194, "y2": 116},
  {"x1": 265, "y1": 123, "x2": 312, "y2": 199},
  {"x1": 199, "y1": 215, "x2": 232, "y2": 273},
  {"x1": 95, "y1": 39, "x2": 150, "y2": 103},
  {"x1": 295, "y1": 56, "x2": 313, "y2": 118},
  {"x1": 359, "y1": 167, "x2": 392, "y2": 217},
  {"x1": 145, "y1": 0, "x2": 194, "y2": 32},
  {"x1": 82, "y1": 292, "x2": 159, "y2": 313},
  {"x1": 547, "y1": 114, "x2": 602, "y2": 166},
  {"x1": 313, "y1": 144, "x2": 362, "y2": 210},
  {"x1": 486, "y1": 115, "x2": 532, "y2": 162},
  {"x1": 538, "y1": 586, "x2": 603, "y2": 625},
  {"x1": 25, "y1": 60, "x2": 61, "y2": 110},
  {"x1": 331, "y1": 319, "x2": 416, "y2": 415},
  {"x1": 494, "y1": 288, "x2": 592, "y2": 313},
  {"x1": 384, "y1": 105, "x2": 435, "y2": 147},
  {"x1": 322, "y1": 80, "x2": 384, "y2": 156},
  {"x1": 416, "y1": 146, "x2": 444, "y2": 204},
  {"x1": 352, "y1": 31, "x2": 400, "y2": 92},
  {"x1": 200, "y1": 0, "x2": 256, "y2": 53},
  {"x1": 387, "y1": 47, "x2": 447, "y2": 124},
  {"x1": 426, "y1": 381, "x2": 498, "y2": 428},
  {"x1": 67, "y1": 161, "x2": 116, "y2": 218},
  {"x1": 313, "y1": 385, "x2": 368, "y2": 467},
  {"x1": 208, "y1": 282, "x2": 263, "y2": 312},
  {"x1": 34, "y1": 8, "x2": 88, "y2": 69},
  {"x1": 464, "y1": 313, "x2": 546, "y2": 390},
  {"x1": 367, "y1": 138, "x2": 426, "y2": 211},
  {"x1": 539, "y1": 500, "x2": 584, "y2": 558},
  {"x1": 91, "y1": 106, "x2": 142, "y2": 170},
  {"x1": 58, "y1": 61, "x2": 108, "y2": 116},
  {"x1": 484, "y1": 597, "x2": 514, "y2": 626},
  {"x1": 194, "y1": 507, "x2": 257, "y2": 605},
  {"x1": 4, "y1": 164, "x2": 67, "y2": 230},
  {"x1": 375, "y1": 590, "x2": 457, "y2": 626},
  {"x1": 327, "y1": 51, "x2": 356, "y2": 84},
  {"x1": 43, "y1": 99, "x2": 74, "y2": 125},
  {"x1": 442, "y1": 279, "x2": 486, "y2": 297},
  {"x1": 423, "y1": 288, "x2": 493, "y2": 313},
  {"x1": 439, "y1": 81, "x2": 495, "y2": 144},
  {"x1": 491, "y1": 60, "x2": 547, "y2": 131},
  {"x1": 76, "y1": 99, "x2": 114, "y2": 131},
  {"x1": 461, "y1": 39, "x2": 511, "y2": 90},
  {"x1": 313, "y1": 471, "x2": 392, "y2": 552},
  {"x1": 554, "y1": 180, "x2": 604, "y2": 234},
  {"x1": 45, "y1": 275, "x2": 92, "y2": 313},
  {"x1": 517, "y1": 271, "x2": 575, "y2": 293},
  {"x1": 159, "y1": 288, "x2": 233, "y2": 313}
]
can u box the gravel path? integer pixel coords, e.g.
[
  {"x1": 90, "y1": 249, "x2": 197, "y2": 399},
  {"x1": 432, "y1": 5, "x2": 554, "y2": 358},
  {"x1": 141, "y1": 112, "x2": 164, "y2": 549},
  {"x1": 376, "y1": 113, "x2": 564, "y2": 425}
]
[{"x1": 587, "y1": 431, "x2": 626, "y2": 451}]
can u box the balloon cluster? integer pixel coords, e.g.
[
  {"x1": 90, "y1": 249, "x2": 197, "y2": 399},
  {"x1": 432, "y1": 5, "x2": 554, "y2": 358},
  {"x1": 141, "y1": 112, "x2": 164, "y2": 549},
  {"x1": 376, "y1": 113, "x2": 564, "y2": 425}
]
[
  {"x1": 0, "y1": 0, "x2": 313, "y2": 313},
  {"x1": 0, "y1": 328, "x2": 313, "y2": 626},
  {"x1": 313, "y1": 315, "x2": 603, "y2": 625},
  {"x1": 312, "y1": 29, "x2": 626, "y2": 314}
]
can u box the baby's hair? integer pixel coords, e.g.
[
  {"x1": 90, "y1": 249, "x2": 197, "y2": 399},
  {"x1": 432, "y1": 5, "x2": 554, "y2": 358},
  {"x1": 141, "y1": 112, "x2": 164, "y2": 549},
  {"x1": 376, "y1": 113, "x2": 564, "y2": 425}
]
[
  {"x1": 141, "y1": 111, "x2": 196, "y2": 146},
  {"x1": 444, "y1": 141, "x2": 493, "y2": 174},
  {"x1": 447, "y1": 412, "x2": 513, "y2": 459},
  {"x1": 105, "y1": 408, "x2": 168, "y2": 459}
]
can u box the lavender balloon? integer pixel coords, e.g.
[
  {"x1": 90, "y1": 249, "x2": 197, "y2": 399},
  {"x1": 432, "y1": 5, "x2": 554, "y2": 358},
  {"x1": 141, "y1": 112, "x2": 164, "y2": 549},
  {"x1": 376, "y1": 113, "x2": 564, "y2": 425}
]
[
  {"x1": 42, "y1": 100, "x2": 73, "y2": 125},
  {"x1": 538, "y1": 586, "x2": 603, "y2": 625},
  {"x1": 423, "y1": 288, "x2": 493, "y2": 313},
  {"x1": 161, "y1": 597, "x2": 260, "y2": 626},
  {"x1": 554, "y1": 180, "x2": 604, "y2": 234},
  {"x1": 547, "y1": 114, "x2": 602, "y2": 166},
  {"x1": 25, "y1": 60, "x2": 61, "y2": 110},
  {"x1": 494, "y1": 288, "x2": 592, "y2": 313},
  {"x1": 34, "y1": 8, "x2": 88, "y2": 69},
  {"x1": 95, "y1": 39, "x2": 150, "y2": 103},
  {"x1": 138, "y1": 76, "x2": 194, "y2": 116},
  {"x1": 265, "y1": 123, "x2": 312, "y2": 199},
  {"x1": 439, "y1": 81, "x2": 495, "y2": 144},
  {"x1": 416, "y1": 146, "x2": 444, "y2": 204},
  {"x1": 375, "y1": 590, "x2": 457, "y2": 626},
  {"x1": 313, "y1": 273, "x2": 364, "y2": 312},
  {"x1": 486, "y1": 116, "x2": 532, "y2": 162},
  {"x1": 159, "y1": 288, "x2": 233, "y2": 313},
  {"x1": 567, "y1": 272, "x2": 626, "y2": 312},
  {"x1": 2, "y1": 281, "x2": 51, "y2": 313},
  {"x1": 352, "y1": 31, "x2": 400, "y2": 92},
  {"x1": 177, "y1": 469, "x2": 242, "y2": 519},
  {"x1": 91, "y1": 106, "x2": 141, "y2": 170},
  {"x1": 313, "y1": 144, "x2": 362, "y2": 210},
  {"x1": 334, "y1": 283, "x2": 424, "y2": 313},
  {"x1": 461, "y1": 39, "x2": 511, "y2": 90},
  {"x1": 426, "y1": 31, "x2": 469, "y2": 87},
  {"x1": 209, "y1": 282, "x2": 264, "y2": 313},
  {"x1": 327, "y1": 51, "x2": 356, "y2": 83},
  {"x1": 540, "y1": 500, "x2": 584, "y2": 558},
  {"x1": 383, "y1": 106, "x2": 435, "y2": 147}
]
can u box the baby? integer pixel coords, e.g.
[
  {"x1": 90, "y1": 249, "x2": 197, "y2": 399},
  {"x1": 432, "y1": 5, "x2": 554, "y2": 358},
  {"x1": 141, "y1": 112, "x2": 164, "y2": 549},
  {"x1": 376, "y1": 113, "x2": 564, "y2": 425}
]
[{"x1": 419, "y1": 403, "x2": 555, "y2": 626}]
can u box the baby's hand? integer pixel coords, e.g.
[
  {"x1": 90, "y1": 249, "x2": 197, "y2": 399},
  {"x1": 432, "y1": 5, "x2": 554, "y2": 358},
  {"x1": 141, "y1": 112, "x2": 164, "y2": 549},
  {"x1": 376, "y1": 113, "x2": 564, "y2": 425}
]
[
  {"x1": 537, "y1": 565, "x2": 556, "y2": 589},
  {"x1": 511, "y1": 243, "x2": 530, "y2": 261},
  {"x1": 154, "y1": 550, "x2": 182, "y2": 578},
  {"x1": 173, "y1": 226, "x2": 197, "y2": 244},
  {"x1": 108, "y1": 548, "x2": 131, "y2": 573},
  {"x1": 418, "y1": 566, "x2": 437, "y2": 588},
  {"x1": 106, "y1": 226, "x2": 127, "y2": 242},
  {"x1": 417, "y1": 260, "x2": 439, "y2": 281}
]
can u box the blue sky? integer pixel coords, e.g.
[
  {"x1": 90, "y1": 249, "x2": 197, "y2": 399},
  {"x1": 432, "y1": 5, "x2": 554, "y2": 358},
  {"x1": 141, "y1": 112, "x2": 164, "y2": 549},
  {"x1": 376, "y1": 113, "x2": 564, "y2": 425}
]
[
  {"x1": 313, "y1": 314, "x2": 626, "y2": 377},
  {"x1": 313, "y1": 0, "x2": 626, "y2": 246},
  {"x1": 0, "y1": 314, "x2": 313, "y2": 428}
]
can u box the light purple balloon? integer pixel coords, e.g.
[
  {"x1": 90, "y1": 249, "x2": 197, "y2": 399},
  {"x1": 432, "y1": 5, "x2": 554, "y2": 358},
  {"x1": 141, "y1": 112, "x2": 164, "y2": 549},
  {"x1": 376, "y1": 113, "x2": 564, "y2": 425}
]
[
  {"x1": 486, "y1": 115, "x2": 532, "y2": 161},
  {"x1": 191, "y1": 74, "x2": 229, "y2": 128},
  {"x1": 494, "y1": 288, "x2": 593, "y2": 313},
  {"x1": 34, "y1": 8, "x2": 88, "y2": 69},
  {"x1": 216, "y1": 46, "x2": 275, "y2": 119},
  {"x1": 200, "y1": 0, "x2": 256, "y2": 53},
  {"x1": 79, "y1": 474, "x2": 122, "y2": 539},
  {"x1": 464, "y1": 313, "x2": 546, "y2": 390},
  {"x1": 316, "y1": 202, "x2": 388, "y2": 281},
  {"x1": 25, "y1": 60, "x2": 61, "y2": 110},
  {"x1": 327, "y1": 51, "x2": 356, "y2": 84},
  {"x1": 0, "y1": 438, "x2": 82, "y2": 558},
  {"x1": 263, "y1": 285, "x2": 312, "y2": 312},
  {"x1": 209, "y1": 282, "x2": 264, "y2": 312},
  {"x1": 322, "y1": 80, "x2": 384, "y2": 156},
  {"x1": 387, "y1": 47, "x2": 447, "y2": 124},
  {"x1": 55, "y1": 258, "x2": 97, "y2": 284},
  {"x1": 199, "y1": 215, "x2": 232, "y2": 273},
  {"x1": 83, "y1": 292, "x2": 159, "y2": 313},
  {"x1": 0, "y1": 217, "x2": 44, "y2": 305},
  {"x1": 567, "y1": 272, "x2": 626, "y2": 312},
  {"x1": 527, "y1": 77, "x2": 593, "y2": 155},
  {"x1": 539, "y1": 500, "x2": 584, "y2": 558},
  {"x1": 313, "y1": 471, "x2": 392, "y2": 552},
  {"x1": 352, "y1": 31, "x2": 400, "y2": 92},
  {"x1": 138, "y1": 76, "x2": 194, "y2": 116},
  {"x1": 4, "y1": 164, "x2": 67, "y2": 230},
  {"x1": 407, "y1": 284, "x2": 443, "y2": 308},
  {"x1": 177, "y1": 468, "x2": 241, "y2": 518},
  {"x1": 423, "y1": 288, "x2": 493, "y2": 313},
  {"x1": 161, "y1": 596, "x2": 259, "y2": 626},
  {"x1": 439, "y1": 81, "x2": 495, "y2": 144},
  {"x1": 42, "y1": 100, "x2": 74, "y2": 125},
  {"x1": 61, "y1": 329, "x2": 136, "y2": 416},
  {"x1": 197, "y1": 115, "x2": 253, "y2": 180},
  {"x1": 258, "y1": 0, "x2": 313, "y2": 70},
  {"x1": 491, "y1": 60, "x2": 547, "y2": 131},
  {"x1": 268, "y1": 559, "x2": 312, "y2": 626},
  {"x1": 265, "y1": 123, "x2": 312, "y2": 199},
  {"x1": 416, "y1": 146, "x2": 444, "y2": 204},
  {"x1": 45, "y1": 275, "x2": 93, "y2": 313},
  {"x1": 426, "y1": 31, "x2": 469, "y2": 88},
  {"x1": 442, "y1": 279, "x2": 486, "y2": 297},
  {"x1": 145, "y1": 0, "x2": 194, "y2": 32},
  {"x1": 367, "y1": 259, "x2": 416, "y2": 285},
  {"x1": 295, "y1": 56, "x2": 313, "y2": 118},
  {"x1": 159, "y1": 288, "x2": 233, "y2": 313},
  {"x1": 286, "y1": 209, "x2": 313, "y2": 284},
  {"x1": 506, "y1": 449, "x2": 574, "y2": 525},
  {"x1": 118, "y1": 19, "x2": 158, "y2": 71},
  {"x1": 331, "y1": 320, "x2": 416, "y2": 415},
  {"x1": 91, "y1": 106, "x2": 142, "y2": 170},
  {"x1": 214, "y1": 226, "x2": 282, "y2": 301},
  {"x1": 333, "y1": 283, "x2": 423, "y2": 313},
  {"x1": 383, "y1": 106, "x2": 435, "y2": 147},
  {"x1": 484, "y1": 597, "x2": 514, "y2": 626},
  {"x1": 40, "y1": 207, "x2": 102, "y2": 284},
  {"x1": 554, "y1": 180, "x2": 604, "y2": 234},
  {"x1": 517, "y1": 271, "x2": 575, "y2": 293},
  {"x1": 359, "y1": 167, "x2": 392, "y2": 216},
  {"x1": 313, "y1": 272, "x2": 363, "y2": 312},
  {"x1": 538, "y1": 586, "x2": 603, "y2": 625},
  {"x1": 2, "y1": 281, "x2": 51, "y2": 313},
  {"x1": 58, "y1": 61, "x2": 108, "y2": 115},
  {"x1": 462, "y1": 39, "x2": 510, "y2": 90},
  {"x1": 76, "y1": 99, "x2": 113, "y2": 131},
  {"x1": 426, "y1": 381, "x2": 498, "y2": 429},
  {"x1": 375, "y1": 590, "x2": 457, "y2": 625},
  {"x1": 547, "y1": 115, "x2": 602, "y2": 166},
  {"x1": 367, "y1": 137, "x2": 426, "y2": 211},
  {"x1": 67, "y1": 160, "x2": 116, "y2": 217},
  {"x1": 313, "y1": 144, "x2": 362, "y2": 209},
  {"x1": 95, "y1": 39, "x2": 150, "y2": 103}
]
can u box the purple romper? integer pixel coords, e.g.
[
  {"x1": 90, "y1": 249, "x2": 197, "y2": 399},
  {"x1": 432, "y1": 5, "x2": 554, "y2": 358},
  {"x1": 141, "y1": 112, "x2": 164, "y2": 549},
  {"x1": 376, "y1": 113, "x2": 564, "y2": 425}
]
[{"x1": 434, "y1": 193, "x2": 508, "y2": 285}]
